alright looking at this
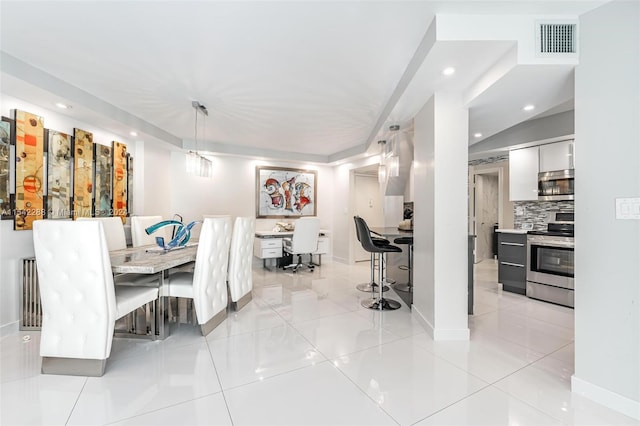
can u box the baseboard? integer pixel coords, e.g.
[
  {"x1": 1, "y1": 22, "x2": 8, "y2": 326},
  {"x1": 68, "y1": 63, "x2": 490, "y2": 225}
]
[
  {"x1": 0, "y1": 321, "x2": 19, "y2": 339},
  {"x1": 411, "y1": 306, "x2": 470, "y2": 341},
  {"x1": 331, "y1": 255, "x2": 349, "y2": 264},
  {"x1": 572, "y1": 375, "x2": 640, "y2": 420}
]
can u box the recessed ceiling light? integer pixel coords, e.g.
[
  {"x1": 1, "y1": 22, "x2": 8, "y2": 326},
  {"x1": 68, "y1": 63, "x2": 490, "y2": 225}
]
[
  {"x1": 474, "y1": 132, "x2": 483, "y2": 138},
  {"x1": 129, "y1": 131, "x2": 138, "y2": 137},
  {"x1": 55, "y1": 102, "x2": 71, "y2": 109},
  {"x1": 523, "y1": 104, "x2": 535, "y2": 111},
  {"x1": 442, "y1": 67, "x2": 456, "y2": 76}
]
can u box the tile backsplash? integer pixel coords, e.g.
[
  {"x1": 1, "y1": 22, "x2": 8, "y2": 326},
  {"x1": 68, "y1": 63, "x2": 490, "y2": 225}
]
[{"x1": 513, "y1": 200, "x2": 574, "y2": 230}]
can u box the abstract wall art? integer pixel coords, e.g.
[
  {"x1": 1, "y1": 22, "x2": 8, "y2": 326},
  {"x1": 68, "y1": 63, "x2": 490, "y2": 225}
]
[
  {"x1": 1, "y1": 117, "x2": 14, "y2": 218},
  {"x1": 14, "y1": 110, "x2": 44, "y2": 230},
  {"x1": 73, "y1": 128, "x2": 94, "y2": 218},
  {"x1": 256, "y1": 166, "x2": 317, "y2": 218},
  {"x1": 112, "y1": 141, "x2": 127, "y2": 222},
  {"x1": 94, "y1": 143, "x2": 112, "y2": 217},
  {"x1": 46, "y1": 130, "x2": 72, "y2": 219}
]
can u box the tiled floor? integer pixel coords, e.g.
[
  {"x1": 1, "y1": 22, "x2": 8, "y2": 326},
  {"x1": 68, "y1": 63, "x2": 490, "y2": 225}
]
[{"x1": 2, "y1": 259, "x2": 638, "y2": 425}]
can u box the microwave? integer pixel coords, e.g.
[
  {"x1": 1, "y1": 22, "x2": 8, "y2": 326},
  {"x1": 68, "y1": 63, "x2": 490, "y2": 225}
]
[{"x1": 538, "y1": 169, "x2": 574, "y2": 201}]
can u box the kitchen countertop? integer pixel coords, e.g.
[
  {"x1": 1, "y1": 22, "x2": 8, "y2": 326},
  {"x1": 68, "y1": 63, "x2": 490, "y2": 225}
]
[{"x1": 496, "y1": 228, "x2": 529, "y2": 234}]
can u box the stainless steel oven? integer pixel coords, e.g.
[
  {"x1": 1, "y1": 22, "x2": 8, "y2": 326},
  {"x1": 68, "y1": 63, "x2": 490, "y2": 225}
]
[{"x1": 526, "y1": 234, "x2": 574, "y2": 308}]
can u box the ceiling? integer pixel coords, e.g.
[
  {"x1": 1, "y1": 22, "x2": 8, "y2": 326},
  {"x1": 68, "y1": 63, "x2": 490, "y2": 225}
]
[{"x1": 0, "y1": 1, "x2": 606, "y2": 163}]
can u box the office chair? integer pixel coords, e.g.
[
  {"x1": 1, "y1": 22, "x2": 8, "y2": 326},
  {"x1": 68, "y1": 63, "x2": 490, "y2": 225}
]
[{"x1": 283, "y1": 217, "x2": 320, "y2": 273}]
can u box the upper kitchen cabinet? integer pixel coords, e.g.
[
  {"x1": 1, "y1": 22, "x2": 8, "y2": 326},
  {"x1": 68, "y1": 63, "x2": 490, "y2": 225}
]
[
  {"x1": 509, "y1": 146, "x2": 539, "y2": 201},
  {"x1": 539, "y1": 140, "x2": 575, "y2": 172}
]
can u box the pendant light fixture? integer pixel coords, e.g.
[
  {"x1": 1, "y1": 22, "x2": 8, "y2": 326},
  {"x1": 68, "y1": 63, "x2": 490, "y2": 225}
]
[
  {"x1": 378, "y1": 140, "x2": 387, "y2": 183},
  {"x1": 186, "y1": 101, "x2": 213, "y2": 178},
  {"x1": 388, "y1": 124, "x2": 400, "y2": 178}
]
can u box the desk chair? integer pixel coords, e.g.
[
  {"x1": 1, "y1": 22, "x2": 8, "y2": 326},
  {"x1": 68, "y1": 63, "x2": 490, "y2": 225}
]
[
  {"x1": 33, "y1": 220, "x2": 158, "y2": 376},
  {"x1": 354, "y1": 216, "x2": 402, "y2": 311},
  {"x1": 283, "y1": 217, "x2": 320, "y2": 273},
  {"x1": 167, "y1": 216, "x2": 232, "y2": 336},
  {"x1": 354, "y1": 216, "x2": 390, "y2": 293}
]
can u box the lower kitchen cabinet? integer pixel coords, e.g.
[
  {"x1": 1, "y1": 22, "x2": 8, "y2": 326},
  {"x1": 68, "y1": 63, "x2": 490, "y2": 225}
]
[{"x1": 497, "y1": 232, "x2": 527, "y2": 294}]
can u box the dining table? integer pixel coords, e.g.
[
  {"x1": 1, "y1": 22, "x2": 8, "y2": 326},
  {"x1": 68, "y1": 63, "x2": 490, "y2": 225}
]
[{"x1": 109, "y1": 243, "x2": 198, "y2": 339}]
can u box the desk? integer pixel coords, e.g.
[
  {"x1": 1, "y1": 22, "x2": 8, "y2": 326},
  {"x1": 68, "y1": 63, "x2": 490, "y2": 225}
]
[
  {"x1": 110, "y1": 244, "x2": 198, "y2": 339},
  {"x1": 254, "y1": 230, "x2": 329, "y2": 269}
]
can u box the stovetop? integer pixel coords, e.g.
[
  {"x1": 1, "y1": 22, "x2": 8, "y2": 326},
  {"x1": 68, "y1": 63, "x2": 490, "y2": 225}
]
[{"x1": 528, "y1": 230, "x2": 574, "y2": 237}]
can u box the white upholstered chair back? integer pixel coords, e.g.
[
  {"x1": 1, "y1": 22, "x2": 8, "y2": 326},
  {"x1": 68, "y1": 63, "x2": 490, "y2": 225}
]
[
  {"x1": 77, "y1": 217, "x2": 127, "y2": 251},
  {"x1": 33, "y1": 220, "x2": 117, "y2": 360},
  {"x1": 290, "y1": 217, "x2": 320, "y2": 254},
  {"x1": 131, "y1": 215, "x2": 169, "y2": 247},
  {"x1": 192, "y1": 216, "x2": 232, "y2": 324},
  {"x1": 228, "y1": 216, "x2": 255, "y2": 305}
]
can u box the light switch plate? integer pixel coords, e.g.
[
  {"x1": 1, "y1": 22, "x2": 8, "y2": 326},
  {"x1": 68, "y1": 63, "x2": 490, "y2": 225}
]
[{"x1": 615, "y1": 197, "x2": 640, "y2": 220}]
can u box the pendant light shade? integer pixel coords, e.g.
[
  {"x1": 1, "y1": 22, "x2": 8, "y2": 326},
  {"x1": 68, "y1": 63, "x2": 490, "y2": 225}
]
[{"x1": 186, "y1": 100, "x2": 212, "y2": 178}]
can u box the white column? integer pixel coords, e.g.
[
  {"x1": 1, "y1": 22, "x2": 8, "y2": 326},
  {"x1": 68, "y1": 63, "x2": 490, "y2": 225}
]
[
  {"x1": 412, "y1": 92, "x2": 470, "y2": 340},
  {"x1": 573, "y1": 0, "x2": 640, "y2": 419}
]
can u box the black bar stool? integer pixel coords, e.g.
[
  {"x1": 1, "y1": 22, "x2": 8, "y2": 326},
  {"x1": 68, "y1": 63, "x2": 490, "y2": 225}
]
[
  {"x1": 353, "y1": 216, "x2": 389, "y2": 293},
  {"x1": 354, "y1": 217, "x2": 402, "y2": 311},
  {"x1": 393, "y1": 236, "x2": 413, "y2": 292}
]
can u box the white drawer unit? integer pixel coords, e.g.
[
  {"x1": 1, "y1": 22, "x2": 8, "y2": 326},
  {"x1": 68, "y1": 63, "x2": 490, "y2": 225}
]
[
  {"x1": 253, "y1": 238, "x2": 282, "y2": 259},
  {"x1": 314, "y1": 236, "x2": 329, "y2": 254}
]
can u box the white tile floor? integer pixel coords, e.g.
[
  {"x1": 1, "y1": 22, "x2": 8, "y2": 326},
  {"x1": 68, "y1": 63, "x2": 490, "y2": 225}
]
[{"x1": 2, "y1": 259, "x2": 639, "y2": 425}]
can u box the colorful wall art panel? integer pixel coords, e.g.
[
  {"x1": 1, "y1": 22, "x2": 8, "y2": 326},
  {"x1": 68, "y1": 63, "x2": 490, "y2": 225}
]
[
  {"x1": 127, "y1": 154, "x2": 133, "y2": 216},
  {"x1": 256, "y1": 166, "x2": 317, "y2": 218},
  {"x1": 94, "y1": 144, "x2": 112, "y2": 217},
  {"x1": 46, "y1": 130, "x2": 72, "y2": 219},
  {"x1": 14, "y1": 110, "x2": 44, "y2": 230},
  {"x1": 73, "y1": 128, "x2": 94, "y2": 218},
  {"x1": 1, "y1": 117, "x2": 14, "y2": 218},
  {"x1": 112, "y1": 141, "x2": 127, "y2": 222}
]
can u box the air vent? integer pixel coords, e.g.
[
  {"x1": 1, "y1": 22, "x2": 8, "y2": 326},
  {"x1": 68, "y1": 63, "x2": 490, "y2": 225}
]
[{"x1": 538, "y1": 23, "x2": 577, "y2": 54}]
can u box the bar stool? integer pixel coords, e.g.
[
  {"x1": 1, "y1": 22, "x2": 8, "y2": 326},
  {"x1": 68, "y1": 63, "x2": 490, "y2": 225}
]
[
  {"x1": 393, "y1": 236, "x2": 413, "y2": 292},
  {"x1": 354, "y1": 217, "x2": 402, "y2": 311},
  {"x1": 353, "y1": 216, "x2": 389, "y2": 293}
]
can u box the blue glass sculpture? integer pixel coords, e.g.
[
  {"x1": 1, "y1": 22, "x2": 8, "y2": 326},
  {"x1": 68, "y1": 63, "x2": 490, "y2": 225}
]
[{"x1": 145, "y1": 220, "x2": 201, "y2": 251}]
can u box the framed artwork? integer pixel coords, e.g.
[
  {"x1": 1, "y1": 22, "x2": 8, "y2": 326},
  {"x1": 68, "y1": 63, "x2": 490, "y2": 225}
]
[
  {"x1": 46, "y1": 129, "x2": 72, "y2": 219},
  {"x1": 126, "y1": 153, "x2": 133, "y2": 217},
  {"x1": 1, "y1": 117, "x2": 15, "y2": 219},
  {"x1": 94, "y1": 143, "x2": 112, "y2": 217},
  {"x1": 256, "y1": 166, "x2": 317, "y2": 218},
  {"x1": 73, "y1": 128, "x2": 94, "y2": 218},
  {"x1": 112, "y1": 141, "x2": 127, "y2": 222},
  {"x1": 14, "y1": 110, "x2": 44, "y2": 230}
]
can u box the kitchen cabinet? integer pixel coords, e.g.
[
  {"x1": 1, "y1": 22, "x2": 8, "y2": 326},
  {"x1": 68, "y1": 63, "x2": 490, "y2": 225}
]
[
  {"x1": 498, "y1": 232, "x2": 527, "y2": 294},
  {"x1": 539, "y1": 140, "x2": 574, "y2": 172},
  {"x1": 509, "y1": 146, "x2": 539, "y2": 201}
]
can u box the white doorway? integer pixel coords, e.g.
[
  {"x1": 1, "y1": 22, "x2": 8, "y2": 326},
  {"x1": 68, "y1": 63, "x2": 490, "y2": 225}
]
[
  {"x1": 469, "y1": 168, "x2": 502, "y2": 263},
  {"x1": 353, "y1": 167, "x2": 383, "y2": 262}
]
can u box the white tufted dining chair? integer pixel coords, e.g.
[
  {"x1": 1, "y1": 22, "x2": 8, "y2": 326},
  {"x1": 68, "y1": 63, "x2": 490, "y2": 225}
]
[
  {"x1": 77, "y1": 216, "x2": 127, "y2": 251},
  {"x1": 33, "y1": 220, "x2": 158, "y2": 376},
  {"x1": 227, "y1": 216, "x2": 256, "y2": 311},
  {"x1": 131, "y1": 215, "x2": 170, "y2": 247},
  {"x1": 77, "y1": 216, "x2": 158, "y2": 286},
  {"x1": 167, "y1": 216, "x2": 232, "y2": 335}
]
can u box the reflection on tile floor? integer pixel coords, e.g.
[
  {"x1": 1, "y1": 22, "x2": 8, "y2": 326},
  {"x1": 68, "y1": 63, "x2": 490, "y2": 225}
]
[{"x1": 2, "y1": 259, "x2": 638, "y2": 425}]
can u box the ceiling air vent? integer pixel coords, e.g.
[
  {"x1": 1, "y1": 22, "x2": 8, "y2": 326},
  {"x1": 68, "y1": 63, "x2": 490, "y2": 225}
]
[{"x1": 537, "y1": 23, "x2": 577, "y2": 54}]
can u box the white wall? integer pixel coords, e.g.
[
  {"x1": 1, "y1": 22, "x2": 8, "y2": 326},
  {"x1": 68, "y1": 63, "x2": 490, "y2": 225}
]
[{"x1": 573, "y1": 0, "x2": 640, "y2": 419}]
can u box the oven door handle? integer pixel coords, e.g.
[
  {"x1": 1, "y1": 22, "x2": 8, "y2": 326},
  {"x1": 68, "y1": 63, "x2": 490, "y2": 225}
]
[
  {"x1": 528, "y1": 241, "x2": 575, "y2": 249},
  {"x1": 501, "y1": 261, "x2": 525, "y2": 268}
]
